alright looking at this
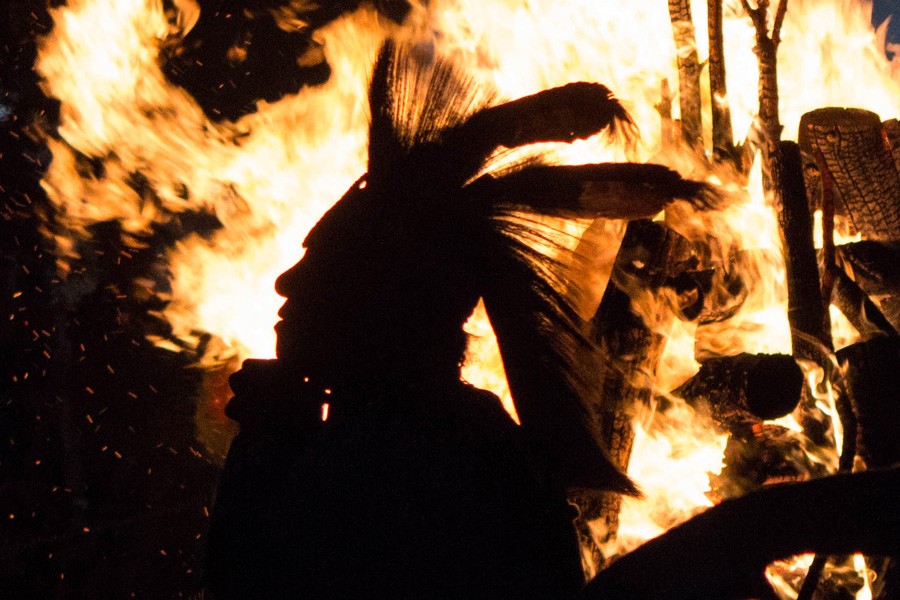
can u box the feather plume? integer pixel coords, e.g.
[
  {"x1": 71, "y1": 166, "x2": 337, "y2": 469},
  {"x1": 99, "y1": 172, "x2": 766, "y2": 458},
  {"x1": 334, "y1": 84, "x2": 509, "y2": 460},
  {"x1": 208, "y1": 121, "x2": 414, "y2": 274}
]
[
  {"x1": 310, "y1": 39, "x2": 721, "y2": 494},
  {"x1": 468, "y1": 163, "x2": 717, "y2": 220}
]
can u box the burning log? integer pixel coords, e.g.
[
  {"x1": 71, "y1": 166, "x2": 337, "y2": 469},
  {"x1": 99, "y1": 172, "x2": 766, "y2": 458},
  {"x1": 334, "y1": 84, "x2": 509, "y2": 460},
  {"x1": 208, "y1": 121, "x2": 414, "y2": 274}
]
[
  {"x1": 592, "y1": 218, "x2": 694, "y2": 456},
  {"x1": 671, "y1": 352, "x2": 804, "y2": 431},
  {"x1": 716, "y1": 139, "x2": 853, "y2": 598},
  {"x1": 582, "y1": 467, "x2": 900, "y2": 600},
  {"x1": 667, "y1": 0, "x2": 703, "y2": 147},
  {"x1": 815, "y1": 334, "x2": 900, "y2": 600},
  {"x1": 778, "y1": 137, "x2": 852, "y2": 600},
  {"x1": 830, "y1": 268, "x2": 898, "y2": 339},
  {"x1": 835, "y1": 241, "x2": 900, "y2": 331},
  {"x1": 884, "y1": 118, "x2": 900, "y2": 174},
  {"x1": 798, "y1": 108, "x2": 900, "y2": 241},
  {"x1": 655, "y1": 79, "x2": 677, "y2": 152},
  {"x1": 778, "y1": 140, "x2": 833, "y2": 356},
  {"x1": 707, "y1": 0, "x2": 736, "y2": 163},
  {"x1": 837, "y1": 336, "x2": 900, "y2": 469},
  {"x1": 836, "y1": 241, "x2": 900, "y2": 295},
  {"x1": 741, "y1": 0, "x2": 788, "y2": 181},
  {"x1": 774, "y1": 141, "x2": 849, "y2": 500},
  {"x1": 789, "y1": 116, "x2": 899, "y2": 599},
  {"x1": 573, "y1": 219, "x2": 694, "y2": 570},
  {"x1": 709, "y1": 423, "x2": 828, "y2": 501},
  {"x1": 740, "y1": 3, "x2": 834, "y2": 405}
]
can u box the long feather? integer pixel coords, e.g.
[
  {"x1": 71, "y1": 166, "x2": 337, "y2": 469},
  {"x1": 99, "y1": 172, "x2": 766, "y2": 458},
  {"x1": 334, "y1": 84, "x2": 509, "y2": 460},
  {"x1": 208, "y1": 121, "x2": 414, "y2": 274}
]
[
  {"x1": 440, "y1": 83, "x2": 637, "y2": 186},
  {"x1": 355, "y1": 39, "x2": 721, "y2": 495},
  {"x1": 481, "y1": 216, "x2": 639, "y2": 495},
  {"x1": 468, "y1": 163, "x2": 717, "y2": 220},
  {"x1": 367, "y1": 40, "x2": 401, "y2": 174},
  {"x1": 372, "y1": 41, "x2": 494, "y2": 151},
  {"x1": 457, "y1": 82, "x2": 636, "y2": 150}
]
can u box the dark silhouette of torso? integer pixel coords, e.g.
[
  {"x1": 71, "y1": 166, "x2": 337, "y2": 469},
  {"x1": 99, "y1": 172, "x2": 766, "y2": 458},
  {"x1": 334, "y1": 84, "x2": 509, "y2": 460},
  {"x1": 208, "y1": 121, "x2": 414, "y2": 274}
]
[{"x1": 209, "y1": 363, "x2": 583, "y2": 598}]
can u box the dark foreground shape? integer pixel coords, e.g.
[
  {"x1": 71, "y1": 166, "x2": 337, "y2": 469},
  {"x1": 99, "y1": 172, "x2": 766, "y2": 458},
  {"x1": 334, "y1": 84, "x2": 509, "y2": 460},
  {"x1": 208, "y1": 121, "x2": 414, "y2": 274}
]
[
  {"x1": 208, "y1": 366, "x2": 583, "y2": 599},
  {"x1": 583, "y1": 467, "x2": 900, "y2": 600},
  {"x1": 206, "y1": 39, "x2": 713, "y2": 599}
]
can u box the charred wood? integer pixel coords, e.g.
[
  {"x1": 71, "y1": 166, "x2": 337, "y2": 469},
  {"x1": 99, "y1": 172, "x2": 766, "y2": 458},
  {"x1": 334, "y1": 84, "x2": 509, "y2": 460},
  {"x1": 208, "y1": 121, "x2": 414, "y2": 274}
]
[
  {"x1": 592, "y1": 218, "x2": 695, "y2": 442},
  {"x1": 798, "y1": 108, "x2": 900, "y2": 240},
  {"x1": 775, "y1": 141, "x2": 848, "y2": 496},
  {"x1": 583, "y1": 467, "x2": 900, "y2": 600},
  {"x1": 754, "y1": 116, "x2": 851, "y2": 599},
  {"x1": 777, "y1": 139, "x2": 853, "y2": 600},
  {"x1": 830, "y1": 267, "x2": 898, "y2": 339},
  {"x1": 655, "y1": 79, "x2": 677, "y2": 152},
  {"x1": 779, "y1": 141, "x2": 833, "y2": 356},
  {"x1": 883, "y1": 118, "x2": 900, "y2": 175},
  {"x1": 707, "y1": 0, "x2": 736, "y2": 163},
  {"x1": 573, "y1": 220, "x2": 692, "y2": 571},
  {"x1": 837, "y1": 336, "x2": 900, "y2": 469},
  {"x1": 668, "y1": 0, "x2": 703, "y2": 147},
  {"x1": 835, "y1": 241, "x2": 900, "y2": 331},
  {"x1": 708, "y1": 424, "x2": 829, "y2": 501},
  {"x1": 836, "y1": 336, "x2": 900, "y2": 600},
  {"x1": 672, "y1": 353, "x2": 804, "y2": 431},
  {"x1": 835, "y1": 241, "x2": 900, "y2": 296},
  {"x1": 574, "y1": 272, "x2": 661, "y2": 568},
  {"x1": 741, "y1": 0, "x2": 788, "y2": 191}
]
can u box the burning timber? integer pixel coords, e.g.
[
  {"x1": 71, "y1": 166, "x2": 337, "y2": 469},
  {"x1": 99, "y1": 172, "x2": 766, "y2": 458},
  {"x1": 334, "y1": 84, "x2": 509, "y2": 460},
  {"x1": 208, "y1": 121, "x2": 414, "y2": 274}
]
[
  {"x1": 574, "y1": 218, "x2": 693, "y2": 572},
  {"x1": 672, "y1": 352, "x2": 804, "y2": 430},
  {"x1": 799, "y1": 108, "x2": 900, "y2": 241},
  {"x1": 9, "y1": 0, "x2": 900, "y2": 598},
  {"x1": 584, "y1": 466, "x2": 900, "y2": 600}
]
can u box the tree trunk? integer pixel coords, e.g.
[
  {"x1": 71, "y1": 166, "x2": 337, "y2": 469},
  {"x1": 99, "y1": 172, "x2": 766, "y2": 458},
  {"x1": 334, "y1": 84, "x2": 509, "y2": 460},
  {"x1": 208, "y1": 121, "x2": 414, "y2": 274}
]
[
  {"x1": 707, "y1": 0, "x2": 735, "y2": 163},
  {"x1": 668, "y1": 0, "x2": 703, "y2": 147}
]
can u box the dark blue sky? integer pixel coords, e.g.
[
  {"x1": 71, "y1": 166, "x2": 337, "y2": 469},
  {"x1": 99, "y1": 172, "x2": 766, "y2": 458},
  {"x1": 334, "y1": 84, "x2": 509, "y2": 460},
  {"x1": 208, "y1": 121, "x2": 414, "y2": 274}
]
[{"x1": 873, "y1": 0, "x2": 900, "y2": 44}]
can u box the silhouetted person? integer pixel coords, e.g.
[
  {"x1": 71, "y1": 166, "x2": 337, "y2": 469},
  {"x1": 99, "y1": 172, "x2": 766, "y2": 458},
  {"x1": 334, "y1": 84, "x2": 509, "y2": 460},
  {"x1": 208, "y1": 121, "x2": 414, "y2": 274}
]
[{"x1": 206, "y1": 39, "x2": 710, "y2": 599}]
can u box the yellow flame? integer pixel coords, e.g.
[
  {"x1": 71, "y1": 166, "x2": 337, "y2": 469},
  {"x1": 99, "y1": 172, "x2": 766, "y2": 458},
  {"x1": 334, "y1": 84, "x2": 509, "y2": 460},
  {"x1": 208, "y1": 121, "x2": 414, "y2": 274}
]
[
  {"x1": 35, "y1": 0, "x2": 899, "y2": 594},
  {"x1": 610, "y1": 399, "x2": 727, "y2": 556}
]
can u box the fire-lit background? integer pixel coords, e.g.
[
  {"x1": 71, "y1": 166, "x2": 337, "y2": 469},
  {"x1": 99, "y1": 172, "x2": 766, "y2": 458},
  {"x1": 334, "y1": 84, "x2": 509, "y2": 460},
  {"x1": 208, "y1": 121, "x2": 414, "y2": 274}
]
[{"x1": 2, "y1": 0, "x2": 899, "y2": 598}]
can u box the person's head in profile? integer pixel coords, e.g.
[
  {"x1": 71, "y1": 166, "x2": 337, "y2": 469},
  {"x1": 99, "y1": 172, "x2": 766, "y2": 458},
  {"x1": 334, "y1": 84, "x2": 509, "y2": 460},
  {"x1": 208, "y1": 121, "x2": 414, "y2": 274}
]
[
  {"x1": 207, "y1": 37, "x2": 715, "y2": 600},
  {"x1": 272, "y1": 170, "x2": 482, "y2": 389},
  {"x1": 269, "y1": 39, "x2": 711, "y2": 399}
]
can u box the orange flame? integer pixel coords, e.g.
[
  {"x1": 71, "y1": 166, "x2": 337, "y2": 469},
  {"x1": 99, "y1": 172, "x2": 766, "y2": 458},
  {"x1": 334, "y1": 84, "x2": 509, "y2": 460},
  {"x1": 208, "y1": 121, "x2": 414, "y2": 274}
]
[{"x1": 35, "y1": 0, "x2": 899, "y2": 596}]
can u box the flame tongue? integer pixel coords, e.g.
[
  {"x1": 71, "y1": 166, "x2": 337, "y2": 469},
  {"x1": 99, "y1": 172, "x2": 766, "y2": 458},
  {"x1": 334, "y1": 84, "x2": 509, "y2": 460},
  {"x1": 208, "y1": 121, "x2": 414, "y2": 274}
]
[
  {"x1": 35, "y1": 0, "x2": 900, "y2": 593},
  {"x1": 36, "y1": 0, "x2": 899, "y2": 358}
]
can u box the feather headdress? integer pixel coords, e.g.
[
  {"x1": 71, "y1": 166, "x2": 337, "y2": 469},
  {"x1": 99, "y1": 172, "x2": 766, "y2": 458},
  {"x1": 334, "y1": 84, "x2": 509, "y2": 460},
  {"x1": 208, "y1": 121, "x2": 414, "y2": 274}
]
[{"x1": 289, "y1": 39, "x2": 715, "y2": 493}]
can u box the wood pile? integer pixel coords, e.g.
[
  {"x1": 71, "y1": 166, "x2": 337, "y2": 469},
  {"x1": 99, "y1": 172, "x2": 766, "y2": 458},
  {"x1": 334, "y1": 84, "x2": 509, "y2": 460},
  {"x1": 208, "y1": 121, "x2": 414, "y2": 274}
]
[
  {"x1": 583, "y1": 99, "x2": 900, "y2": 595},
  {"x1": 581, "y1": 3, "x2": 900, "y2": 597}
]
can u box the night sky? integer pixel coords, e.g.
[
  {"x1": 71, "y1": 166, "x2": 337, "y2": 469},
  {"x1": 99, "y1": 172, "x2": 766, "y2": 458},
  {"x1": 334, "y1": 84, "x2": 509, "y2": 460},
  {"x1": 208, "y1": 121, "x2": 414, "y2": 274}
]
[{"x1": 874, "y1": 0, "x2": 900, "y2": 45}]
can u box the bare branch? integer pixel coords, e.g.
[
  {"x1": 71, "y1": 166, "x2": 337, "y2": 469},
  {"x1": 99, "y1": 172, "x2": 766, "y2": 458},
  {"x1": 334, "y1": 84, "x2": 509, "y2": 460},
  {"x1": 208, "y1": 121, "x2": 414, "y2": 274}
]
[
  {"x1": 772, "y1": 0, "x2": 789, "y2": 45},
  {"x1": 707, "y1": 0, "x2": 735, "y2": 162},
  {"x1": 667, "y1": 0, "x2": 703, "y2": 146}
]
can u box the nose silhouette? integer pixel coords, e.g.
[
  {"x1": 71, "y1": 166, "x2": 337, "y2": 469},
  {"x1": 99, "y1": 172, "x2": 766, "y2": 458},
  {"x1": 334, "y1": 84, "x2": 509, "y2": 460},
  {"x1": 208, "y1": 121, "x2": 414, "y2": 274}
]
[{"x1": 274, "y1": 256, "x2": 307, "y2": 298}]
